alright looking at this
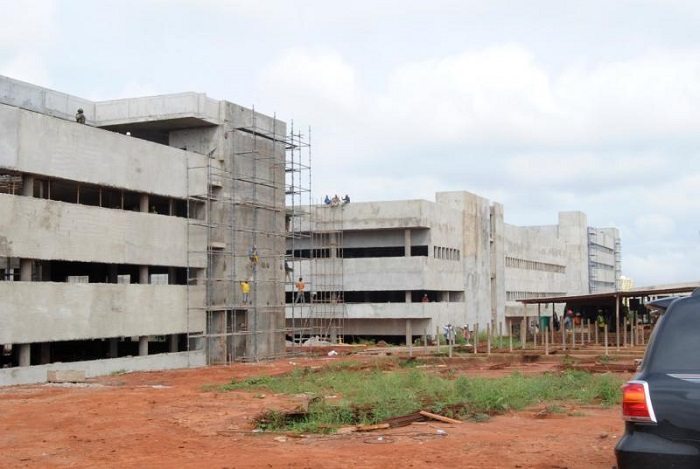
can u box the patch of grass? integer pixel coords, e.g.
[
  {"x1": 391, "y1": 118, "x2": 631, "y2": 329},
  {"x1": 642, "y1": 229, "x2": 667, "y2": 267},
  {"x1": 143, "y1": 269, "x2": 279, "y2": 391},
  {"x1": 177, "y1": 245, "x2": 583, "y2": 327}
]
[
  {"x1": 545, "y1": 404, "x2": 567, "y2": 414},
  {"x1": 597, "y1": 354, "x2": 614, "y2": 364},
  {"x1": 217, "y1": 366, "x2": 623, "y2": 433}
]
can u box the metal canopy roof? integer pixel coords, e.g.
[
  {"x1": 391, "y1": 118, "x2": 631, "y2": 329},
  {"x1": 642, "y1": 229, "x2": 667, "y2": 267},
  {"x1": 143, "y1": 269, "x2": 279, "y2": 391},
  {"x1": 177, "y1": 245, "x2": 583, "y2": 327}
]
[{"x1": 519, "y1": 283, "x2": 700, "y2": 305}]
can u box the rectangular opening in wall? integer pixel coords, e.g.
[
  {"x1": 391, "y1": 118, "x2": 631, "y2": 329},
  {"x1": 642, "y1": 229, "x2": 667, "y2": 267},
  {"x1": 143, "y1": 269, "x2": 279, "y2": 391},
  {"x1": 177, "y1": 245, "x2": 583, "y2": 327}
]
[
  {"x1": 77, "y1": 184, "x2": 101, "y2": 207},
  {"x1": 123, "y1": 192, "x2": 140, "y2": 211},
  {"x1": 149, "y1": 195, "x2": 171, "y2": 215},
  {"x1": 49, "y1": 179, "x2": 78, "y2": 204},
  {"x1": 0, "y1": 171, "x2": 22, "y2": 195},
  {"x1": 411, "y1": 245, "x2": 428, "y2": 256},
  {"x1": 102, "y1": 187, "x2": 122, "y2": 209}
]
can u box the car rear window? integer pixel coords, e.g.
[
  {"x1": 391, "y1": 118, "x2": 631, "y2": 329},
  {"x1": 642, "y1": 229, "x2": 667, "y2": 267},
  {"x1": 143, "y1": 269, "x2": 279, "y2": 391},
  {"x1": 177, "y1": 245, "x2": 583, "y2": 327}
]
[{"x1": 648, "y1": 298, "x2": 700, "y2": 372}]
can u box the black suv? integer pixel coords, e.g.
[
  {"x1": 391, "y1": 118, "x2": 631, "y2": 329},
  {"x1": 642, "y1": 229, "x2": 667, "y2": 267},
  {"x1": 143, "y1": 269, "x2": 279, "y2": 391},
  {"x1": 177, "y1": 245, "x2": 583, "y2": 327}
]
[{"x1": 615, "y1": 289, "x2": 700, "y2": 468}]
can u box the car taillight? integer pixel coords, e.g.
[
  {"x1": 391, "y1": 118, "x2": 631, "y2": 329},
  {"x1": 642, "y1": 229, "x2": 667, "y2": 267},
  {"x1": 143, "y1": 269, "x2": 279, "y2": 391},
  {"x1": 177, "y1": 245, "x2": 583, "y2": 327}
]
[{"x1": 622, "y1": 380, "x2": 657, "y2": 423}]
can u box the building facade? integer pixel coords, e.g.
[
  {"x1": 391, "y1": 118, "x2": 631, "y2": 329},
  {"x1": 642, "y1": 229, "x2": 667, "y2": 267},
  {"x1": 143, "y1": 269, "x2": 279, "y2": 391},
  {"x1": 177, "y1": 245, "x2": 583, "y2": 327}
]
[
  {"x1": 286, "y1": 192, "x2": 622, "y2": 341},
  {"x1": 0, "y1": 76, "x2": 287, "y2": 384}
]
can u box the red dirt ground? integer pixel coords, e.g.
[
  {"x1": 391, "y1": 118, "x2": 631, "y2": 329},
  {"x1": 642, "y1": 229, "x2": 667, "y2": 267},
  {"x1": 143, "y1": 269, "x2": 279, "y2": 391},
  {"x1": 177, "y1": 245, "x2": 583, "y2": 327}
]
[{"x1": 0, "y1": 357, "x2": 627, "y2": 468}]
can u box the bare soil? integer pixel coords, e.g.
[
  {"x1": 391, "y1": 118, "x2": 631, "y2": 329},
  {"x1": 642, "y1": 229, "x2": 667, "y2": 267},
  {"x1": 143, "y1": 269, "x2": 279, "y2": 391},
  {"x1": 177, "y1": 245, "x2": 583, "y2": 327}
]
[{"x1": 0, "y1": 356, "x2": 627, "y2": 468}]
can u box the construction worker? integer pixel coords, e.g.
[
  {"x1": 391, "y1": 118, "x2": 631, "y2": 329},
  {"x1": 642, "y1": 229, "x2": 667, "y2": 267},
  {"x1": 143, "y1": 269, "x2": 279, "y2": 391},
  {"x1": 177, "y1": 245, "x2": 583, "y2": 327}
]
[
  {"x1": 596, "y1": 310, "x2": 606, "y2": 332},
  {"x1": 240, "y1": 281, "x2": 250, "y2": 305},
  {"x1": 75, "y1": 108, "x2": 86, "y2": 124},
  {"x1": 284, "y1": 261, "x2": 293, "y2": 282},
  {"x1": 294, "y1": 277, "x2": 305, "y2": 303}
]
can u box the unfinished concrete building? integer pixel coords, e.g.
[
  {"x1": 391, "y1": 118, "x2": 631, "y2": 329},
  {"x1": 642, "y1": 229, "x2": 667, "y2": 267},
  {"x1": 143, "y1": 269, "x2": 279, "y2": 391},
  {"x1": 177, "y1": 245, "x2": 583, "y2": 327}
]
[
  {"x1": 286, "y1": 192, "x2": 622, "y2": 342},
  {"x1": 0, "y1": 76, "x2": 287, "y2": 385}
]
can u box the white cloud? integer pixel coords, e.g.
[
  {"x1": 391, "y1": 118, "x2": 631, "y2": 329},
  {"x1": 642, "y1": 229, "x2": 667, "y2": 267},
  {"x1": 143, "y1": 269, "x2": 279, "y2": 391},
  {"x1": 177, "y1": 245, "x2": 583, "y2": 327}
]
[
  {"x1": 0, "y1": 0, "x2": 57, "y2": 86},
  {"x1": 261, "y1": 48, "x2": 360, "y2": 112},
  {"x1": 258, "y1": 45, "x2": 700, "y2": 285}
]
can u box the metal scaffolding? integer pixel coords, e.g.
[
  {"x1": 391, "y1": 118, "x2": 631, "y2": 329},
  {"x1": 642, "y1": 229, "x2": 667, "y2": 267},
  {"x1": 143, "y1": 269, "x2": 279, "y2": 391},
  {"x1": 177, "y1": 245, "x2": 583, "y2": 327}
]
[
  {"x1": 187, "y1": 107, "x2": 288, "y2": 364},
  {"x1": 284, "y1": 124, "x2": 313, "y2": 346},
  {"x1": 284, "y1": 129, "x2": 346, "y2": 345},
  {"x1": 309, "y1": 203, "x2": 346, "y2": 343}
]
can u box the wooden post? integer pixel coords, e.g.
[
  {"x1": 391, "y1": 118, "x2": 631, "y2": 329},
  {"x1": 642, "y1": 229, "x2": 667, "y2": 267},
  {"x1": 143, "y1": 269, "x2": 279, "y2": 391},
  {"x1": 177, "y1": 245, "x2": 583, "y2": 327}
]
[
  {"x1": 604, "y1": 324, "x2": 609, "y2": 356},
  {"x1": 534, "y1": 327, "x2": 538, "y2": 348},
  {"x1": 595, "y1": 320, "x2": 599, "y2": 345},
  {"x1": 474, "y1": 323, "x2": 479, "y2": 355},
  {"x1": 551, "y1": 323, "x2": 554, "y2": 348},
  {"x1": 562, "y1": 318, "x2": 566, "y2": 351},
  {"x1": 545, "y1": 326, "x2": 549, "y2": 355},
  {"x1": 615, "y1": 295, "x2": 620, "y2": 351},
  {"x1": 487, "y1": 323, "x2": 491, "y2": 355},
  {"x1": 509, "y1": 321, "x2": 513, "y2": 352},
  {"x1": 623, "y1": 318, "x2": 627, "y2": 348},
  {"x1": 448, "y1": 328, "x2": 453, "y2": 358}
]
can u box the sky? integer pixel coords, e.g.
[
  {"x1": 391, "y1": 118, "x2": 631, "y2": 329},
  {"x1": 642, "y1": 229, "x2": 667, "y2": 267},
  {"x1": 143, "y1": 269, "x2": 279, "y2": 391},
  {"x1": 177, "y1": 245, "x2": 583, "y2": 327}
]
[{"x1": 1, "y1": 0, "x2": 699, "y2": 286}]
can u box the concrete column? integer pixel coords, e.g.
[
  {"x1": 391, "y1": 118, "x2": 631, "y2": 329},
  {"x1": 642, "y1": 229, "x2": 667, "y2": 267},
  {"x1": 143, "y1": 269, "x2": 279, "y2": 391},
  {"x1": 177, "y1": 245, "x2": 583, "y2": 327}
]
[
  {"x1": 18, "y1": 344, "x2": 30, "y2": 367},
  {"x1": 138, "y1": 336, "x2": 148, "y2": 356},
  {"x1": 22, "y1": 175, "x2": 34, "y2": 197},
  {"x1": 405, "y1": 291, "x2": 412, "y2": 303},
  {"x1": 40, "y1": 343, "x2": 50, "y2": 364},
  {"x1": 405, "y1": 319, "x2": 412, "y2": 348},
  {"x1": 404, "y1": 229, "x2": 411, "y2": 256},
  {"x1": 140, "y1": 194, "x2": 149, "y2": 213},
  {"x1": 139, "y1": 266, "x2": 149, "y2": 284},
  {"x1": 109, "y1": 338, "x2": 119, "y2": 358},
  {"x1": 168, "y1": 267, "x2": 176, "y2": 285},
  {"x1": 20, "y1": 259, "x2": 32, "y2": 281},
  {"x1": 615, "y1": 295, "x2": 620, "y2": 351},
  {"x1": 169, "y1": 334, "x2": 179, "y2": 353}
]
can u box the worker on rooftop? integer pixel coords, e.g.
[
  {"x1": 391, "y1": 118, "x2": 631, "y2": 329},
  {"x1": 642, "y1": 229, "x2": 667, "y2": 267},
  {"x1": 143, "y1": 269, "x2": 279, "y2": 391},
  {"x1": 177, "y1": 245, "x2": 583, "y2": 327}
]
[{"x1": 75, "y1": 108, "x2": 86, "y2": 124}]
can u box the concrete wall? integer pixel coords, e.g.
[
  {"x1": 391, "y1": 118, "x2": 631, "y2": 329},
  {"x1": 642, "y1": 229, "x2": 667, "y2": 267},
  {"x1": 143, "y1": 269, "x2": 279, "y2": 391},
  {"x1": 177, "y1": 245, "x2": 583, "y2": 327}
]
[
  {"x1": 0, "y1": 350, "x2": 206, "y2": 386},
  {"x1": 0, "y1": 194, "x2": 207, "y2": 267},
  {"x1": 340, "y1": 200, "x2": 432, "y2": 230},
  {"x1": 435, "y1": 191, "x2": 495, "y2": 327},
  {"x1": 559, "y1": 211, "x2": 590, "y2": 295},
  {"x1": 343, "y1": 257, "x2": 463, "y2": 291},
  {"x1": 0, "y1": 283, "x2": 205, "y2": 343},
  {"x1": 0, "y1": 74, "x2": 95, "y2": 123},
  {"x1": 96, "y1": 93, "x2": 221, "y2": 126},
  {"x1": 0, "y1": 103, "x2": 208, "y2": 198}
]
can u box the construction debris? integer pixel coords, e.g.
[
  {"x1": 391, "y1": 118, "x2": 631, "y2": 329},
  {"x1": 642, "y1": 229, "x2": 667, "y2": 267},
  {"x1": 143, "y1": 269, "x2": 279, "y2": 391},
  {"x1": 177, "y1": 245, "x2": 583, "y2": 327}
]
[{"x1": 418, "y1": 410, "x2": 463, "y2": 425}]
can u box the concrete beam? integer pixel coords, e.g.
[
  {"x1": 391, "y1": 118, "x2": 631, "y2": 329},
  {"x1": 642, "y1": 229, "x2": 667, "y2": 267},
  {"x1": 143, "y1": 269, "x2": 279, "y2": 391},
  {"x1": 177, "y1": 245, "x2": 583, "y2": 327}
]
[
  {"x1": 0, "y1": 194, "x2": 207, "y2": 268},
  {"x1": 0, "y1": 283, "x2": 205, "y2": 343}
]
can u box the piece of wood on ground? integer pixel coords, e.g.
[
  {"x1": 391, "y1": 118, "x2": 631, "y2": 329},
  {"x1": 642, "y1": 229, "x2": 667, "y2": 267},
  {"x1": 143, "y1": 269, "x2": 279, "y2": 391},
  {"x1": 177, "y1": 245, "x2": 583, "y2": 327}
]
[
  {"x1": 419, "y1": 410, "x2": 463, "y2": 425},
  {"x1": 380, "y1": 411, "x2": 425, "y2": 428},
  {"x1": 336, "y1": 426, "x2": 357, "y2": 434},
  {"x1": 355, "y1": 423, "x2": 390, "y2": 432}
]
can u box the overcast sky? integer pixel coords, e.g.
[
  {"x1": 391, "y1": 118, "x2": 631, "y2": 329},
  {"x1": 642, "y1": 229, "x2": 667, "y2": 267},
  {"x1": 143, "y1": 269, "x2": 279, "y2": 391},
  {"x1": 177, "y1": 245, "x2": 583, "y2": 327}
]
[{"x1": 2, "y1": 0, "x2": 699, "y2": 286}]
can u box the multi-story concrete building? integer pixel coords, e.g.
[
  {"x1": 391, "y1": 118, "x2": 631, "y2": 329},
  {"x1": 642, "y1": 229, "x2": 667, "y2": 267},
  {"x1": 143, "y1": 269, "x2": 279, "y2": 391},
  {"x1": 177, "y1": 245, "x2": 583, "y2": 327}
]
[
  {"x1": 286, "y1": 192, "x2": 621, "y2": 342},
  {"x1": 0, "y1": 76, "x2": 287, "y2": 385}
]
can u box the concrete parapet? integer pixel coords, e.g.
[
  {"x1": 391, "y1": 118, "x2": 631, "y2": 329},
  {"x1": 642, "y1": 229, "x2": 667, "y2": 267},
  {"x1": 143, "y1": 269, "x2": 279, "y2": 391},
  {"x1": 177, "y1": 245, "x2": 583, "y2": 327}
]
[{"x1": 47, "y1": 370, "x2": 86, "y2": 383}]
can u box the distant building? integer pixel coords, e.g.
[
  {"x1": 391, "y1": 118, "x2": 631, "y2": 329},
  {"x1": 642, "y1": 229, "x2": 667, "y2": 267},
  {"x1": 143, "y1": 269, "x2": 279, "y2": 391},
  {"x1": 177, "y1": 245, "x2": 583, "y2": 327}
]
[
  {"x1": 286, "y1": 192, "x2": 622, "y2": 341},
  {"x1": 619, "y1": 275, "x2": 635, "y2": 291}
]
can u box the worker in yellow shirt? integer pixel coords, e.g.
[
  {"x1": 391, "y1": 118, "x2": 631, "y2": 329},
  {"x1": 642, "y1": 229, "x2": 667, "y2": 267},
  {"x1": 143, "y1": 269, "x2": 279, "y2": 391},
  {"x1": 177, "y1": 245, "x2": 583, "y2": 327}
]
[{"x1": 240, "y1": 281, "x2": 250, "y2": 305}]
